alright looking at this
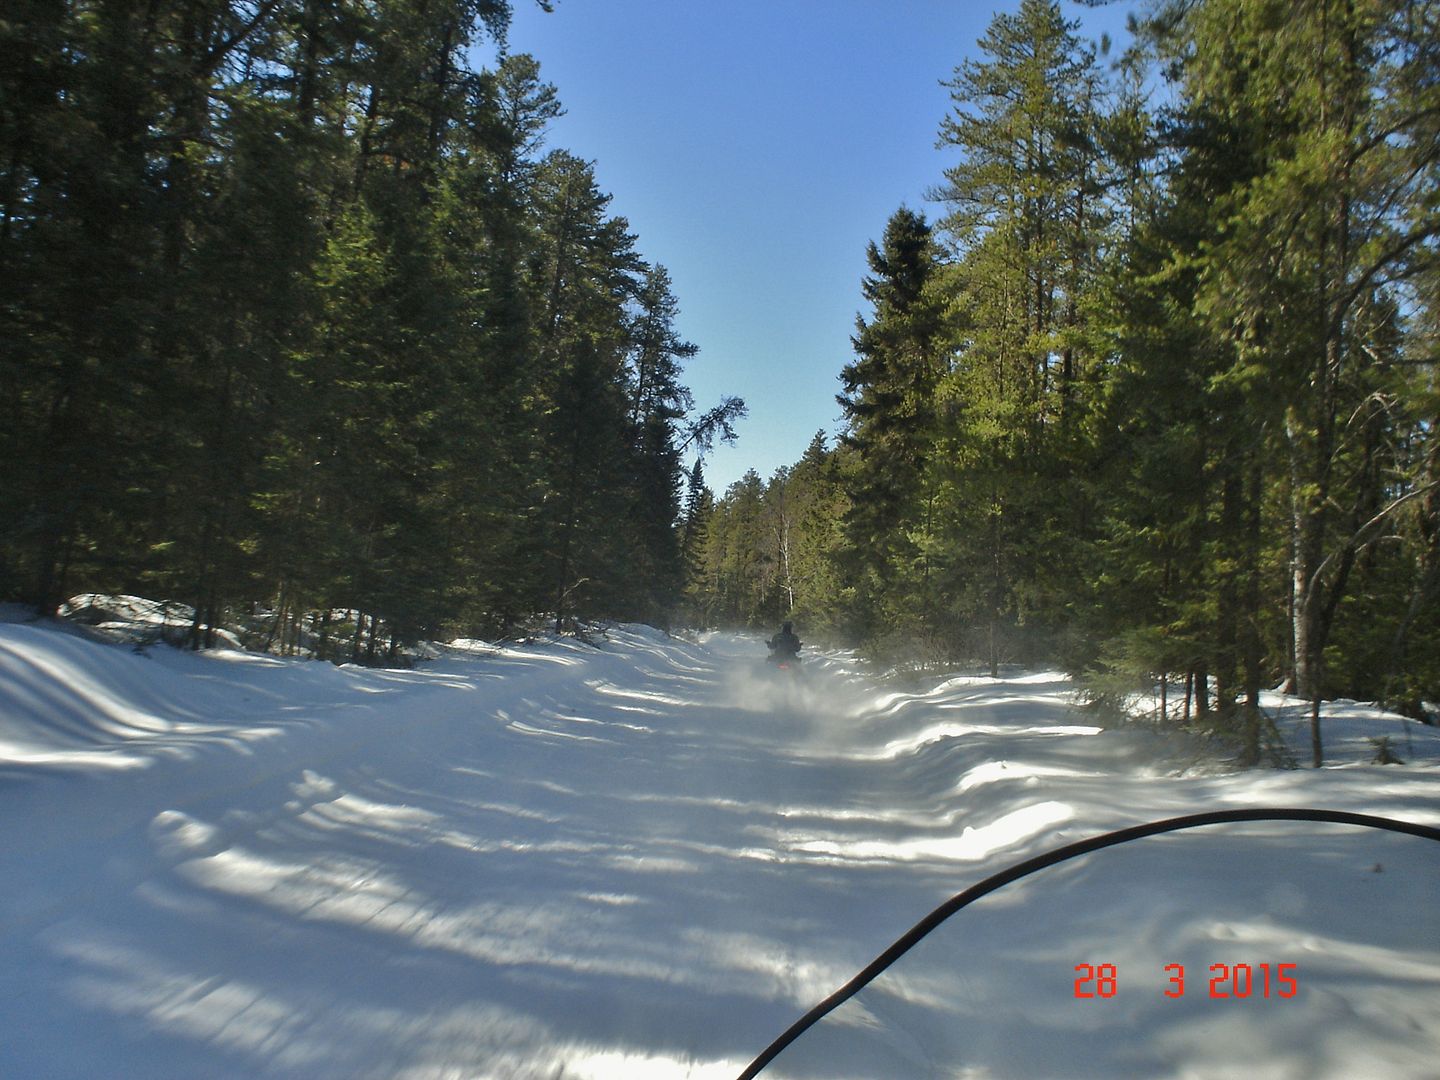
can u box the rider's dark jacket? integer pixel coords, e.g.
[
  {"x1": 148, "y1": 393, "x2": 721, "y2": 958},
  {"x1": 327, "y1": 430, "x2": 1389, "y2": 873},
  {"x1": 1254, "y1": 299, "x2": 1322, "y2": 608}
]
[{"x1": 768, "y1": 628, "x2": 801, "y2": 658}]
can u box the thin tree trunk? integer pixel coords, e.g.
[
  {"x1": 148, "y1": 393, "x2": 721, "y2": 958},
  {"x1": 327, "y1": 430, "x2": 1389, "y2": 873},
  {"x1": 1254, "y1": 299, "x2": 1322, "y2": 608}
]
[
  {"x1": 355, "y1": 84, "x2": 382, "y2": 191},
  {"x1": 1241, "y1": 462, "x2": 1264, "y2": 764},
  {"x1": 1289, "y1": 413, "x2": 1326, "y2": 702},
  {"x1": 776, "y1": 513, "x2": 795, "y2": 614}
]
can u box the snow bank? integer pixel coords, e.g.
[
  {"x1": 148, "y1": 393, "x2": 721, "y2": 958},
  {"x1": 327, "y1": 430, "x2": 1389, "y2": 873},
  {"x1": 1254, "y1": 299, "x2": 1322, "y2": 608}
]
[{"x1": 1113, "y1": 674, "x2": 1440, "y2": 768}]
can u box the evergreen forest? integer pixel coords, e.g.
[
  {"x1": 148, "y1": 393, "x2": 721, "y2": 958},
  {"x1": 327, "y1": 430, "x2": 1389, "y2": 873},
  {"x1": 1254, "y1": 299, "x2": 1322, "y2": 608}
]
[
  {"x1": 689, "y1": 0, "x2": 1440, "y2": 759},
  {"x1": 1, "y1": 0, "x2": 742, "y2": 655},
  {"x1": 3, "y1": 0, "x2": 1438, "y2": 760}
]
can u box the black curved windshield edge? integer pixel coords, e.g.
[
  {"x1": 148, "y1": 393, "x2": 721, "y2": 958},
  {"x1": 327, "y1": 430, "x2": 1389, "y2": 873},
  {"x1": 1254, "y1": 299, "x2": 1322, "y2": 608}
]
[{"x1": 737, "y1": 807, "x2": 1440, "y2": 1080}]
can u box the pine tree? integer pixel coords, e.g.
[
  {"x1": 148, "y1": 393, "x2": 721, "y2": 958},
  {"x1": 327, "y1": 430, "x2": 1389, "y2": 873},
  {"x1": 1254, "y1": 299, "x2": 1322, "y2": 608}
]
[{"x1": 930, "y1": 0, "x2": 1109, "y2": 673}]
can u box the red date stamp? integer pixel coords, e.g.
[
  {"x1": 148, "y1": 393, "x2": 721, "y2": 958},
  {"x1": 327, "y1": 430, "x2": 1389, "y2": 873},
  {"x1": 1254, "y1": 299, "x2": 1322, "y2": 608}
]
[{"x1": 1074, "y1": 963, "x2": 1298, "y2": 999}]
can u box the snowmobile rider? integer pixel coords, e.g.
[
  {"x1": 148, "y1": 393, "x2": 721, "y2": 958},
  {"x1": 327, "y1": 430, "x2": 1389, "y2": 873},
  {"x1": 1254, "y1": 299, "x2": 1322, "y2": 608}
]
[{"x1": 768, "y1": 621, "x2": 801, "y2": 662}]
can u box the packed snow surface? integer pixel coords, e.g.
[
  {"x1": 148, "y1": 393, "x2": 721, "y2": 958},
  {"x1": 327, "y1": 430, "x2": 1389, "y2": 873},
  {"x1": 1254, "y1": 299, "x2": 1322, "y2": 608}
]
[{"x1": 1, "y1": 616, "x2": 1437, "y2": 1078}]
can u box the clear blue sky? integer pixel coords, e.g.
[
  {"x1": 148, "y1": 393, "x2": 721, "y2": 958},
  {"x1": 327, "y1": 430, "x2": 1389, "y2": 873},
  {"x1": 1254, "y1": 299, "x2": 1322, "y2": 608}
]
[{"x1": 499, "y1": 0, "x2": 1136, "y2": 496}]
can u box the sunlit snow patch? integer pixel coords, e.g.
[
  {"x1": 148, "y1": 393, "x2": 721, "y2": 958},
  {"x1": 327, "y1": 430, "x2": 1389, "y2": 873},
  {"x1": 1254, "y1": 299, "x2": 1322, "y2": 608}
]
[
  {"x1": 788, "y1": 801, "x2": 1074, "y2": 863},
  {"x1": 878, "y1": 722, "x2": 1103, "y2": 759},
  {"x1": 559, "y1": 1048, "x2": 745, "y2": 1079}
]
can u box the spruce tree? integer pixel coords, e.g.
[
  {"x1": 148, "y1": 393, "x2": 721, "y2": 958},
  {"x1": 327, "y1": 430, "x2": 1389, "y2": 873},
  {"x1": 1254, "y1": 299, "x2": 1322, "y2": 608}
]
[{"x1": 836, "y1": 207, "x2": 947, "y2": 644}]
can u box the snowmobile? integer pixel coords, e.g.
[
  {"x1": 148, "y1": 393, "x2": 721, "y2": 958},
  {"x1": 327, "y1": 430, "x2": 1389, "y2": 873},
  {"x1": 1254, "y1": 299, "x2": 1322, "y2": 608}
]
[
  {"x1": 736, "y1": 808, "x2": 1440, "y2": 1079},
  {"x1": 765, "y1": 623, "x2": 802, "y2": 673},
  {"x1": 765, "y1": 642, "x2": 801, "y2": 673}
]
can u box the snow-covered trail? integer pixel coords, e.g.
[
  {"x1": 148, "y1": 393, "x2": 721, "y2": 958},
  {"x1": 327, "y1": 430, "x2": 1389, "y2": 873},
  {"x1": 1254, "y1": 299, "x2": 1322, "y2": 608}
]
[{"x1": 1, "y1": 621, "x2": 1437, "y2": 1078}]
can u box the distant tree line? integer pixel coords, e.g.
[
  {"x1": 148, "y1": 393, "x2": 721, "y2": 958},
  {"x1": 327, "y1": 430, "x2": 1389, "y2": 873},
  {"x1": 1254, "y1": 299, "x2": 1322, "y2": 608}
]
[
  {"x1": 690, "y1": 0, "x2": 1440, "y2": 760},
  {"x1": 0, "y1": 0, "x2": 742, "y2": 656}
]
